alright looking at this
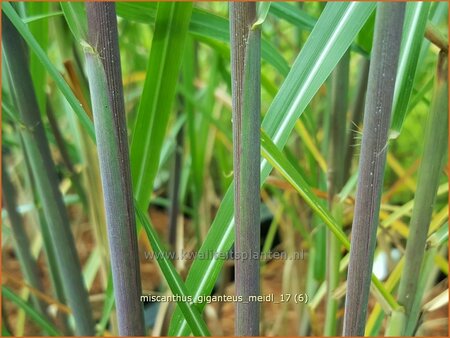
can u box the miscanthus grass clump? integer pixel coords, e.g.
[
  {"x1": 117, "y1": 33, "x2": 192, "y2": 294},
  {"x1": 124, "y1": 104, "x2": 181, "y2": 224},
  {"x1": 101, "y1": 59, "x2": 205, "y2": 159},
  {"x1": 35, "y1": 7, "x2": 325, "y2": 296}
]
[{"x1": 1, "y1": 2, "x2": 447, "y2": 336}]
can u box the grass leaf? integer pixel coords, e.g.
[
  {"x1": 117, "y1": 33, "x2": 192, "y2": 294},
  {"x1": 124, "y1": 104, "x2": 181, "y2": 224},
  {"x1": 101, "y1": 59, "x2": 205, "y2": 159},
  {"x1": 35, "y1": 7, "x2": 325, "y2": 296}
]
[
  {"x1": 2, "y1": 2, "x2": 95, "y2": 140},
  {"x1": 135, "y1": 201, "x2": 211, "y2": 336},
  {"x1": 389, "y1": 2, "x2": 431, "y2": 138},
  {"x1": 60, "y1": 2, "x2": 87, "y2": 44},
  {"x1": 27, "y1": 2, "x2": 49, "y2": 115},
  {"x1": 130, "y1": 2, "x2": 193, "y2": 210},
  {"x1": 252, "y1": 2, "x2": 271, "y2": 29},
  {"x1": 396, "y1": 51, "x2": 448, "y2": 335},
  {"x1": 2, "y1": 286, "x2": 62, "y2": 336}
]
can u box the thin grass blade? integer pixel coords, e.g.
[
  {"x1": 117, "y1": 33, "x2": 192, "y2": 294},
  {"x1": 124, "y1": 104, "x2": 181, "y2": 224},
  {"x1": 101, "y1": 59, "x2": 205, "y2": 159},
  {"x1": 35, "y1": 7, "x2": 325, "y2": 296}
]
[
  {"x1": 396, "y1": 51, "x2": 448, "y2": 335},
  {"x1": 130, "y1": 2, "x2": 193, "y2": 210},
  {"x1": 60, "y1": 2, "x2": 88, "y2": 44},
  {"x1": 389, "y1": 2, "x2": 431, "y2": 138},
  {"x1": 135, "y1": 202, "x2": 210, "y2": 336},
  {"x1": 252, "y1": 2, "x2": 271, "y2": 29},
  {"x1": 2, "y1": 165, "x2": 47, "y2": 320},
  {"x1": 27, "y1": 2, "x2": 49, "y2": 115},
  {"x1": 261, "y1": 130, "x2": 399, "y2": 311},
  {"x1": 2, "y1": 286, "x2": 61, "y2": 336}
]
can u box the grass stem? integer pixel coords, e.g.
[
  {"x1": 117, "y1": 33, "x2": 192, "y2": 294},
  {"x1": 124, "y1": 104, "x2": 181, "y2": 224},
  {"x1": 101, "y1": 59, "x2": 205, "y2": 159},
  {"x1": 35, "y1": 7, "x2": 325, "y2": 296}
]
[
  {"x1": 230, "y1": 3, "x2": 261, "y2": 335},
  {"x1": 342, "y1": 3, "x2": 405, "y2": 335},
  {"x1": 85, "y1": 3, "x2": 145, "y2": 335}
]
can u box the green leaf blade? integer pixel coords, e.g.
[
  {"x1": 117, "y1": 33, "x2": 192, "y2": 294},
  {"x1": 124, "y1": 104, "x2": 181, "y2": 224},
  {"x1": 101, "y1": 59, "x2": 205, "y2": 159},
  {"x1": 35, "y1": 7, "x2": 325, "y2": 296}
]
[
  {"x1": 130, "y1": 2, "x2": 193, "y2": 210},
  {"x1": 2, "y1": 286, "x2": 62, "y2": 336},
  {"x1": 389, "y1": 2, "x2": 431, "y2": 138},
  {"x1": 27, "y1": 2, "x2": 49, "y2": 115},
  {"x1": 135, "y1": 203, "x2": 211, "y2": 336},
  {"x1": 60, "y1": 2, "x2": 88, "y2": 44},
  {"x1": 252, "y1": 2, "x2": 271, "y2": 29}
]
